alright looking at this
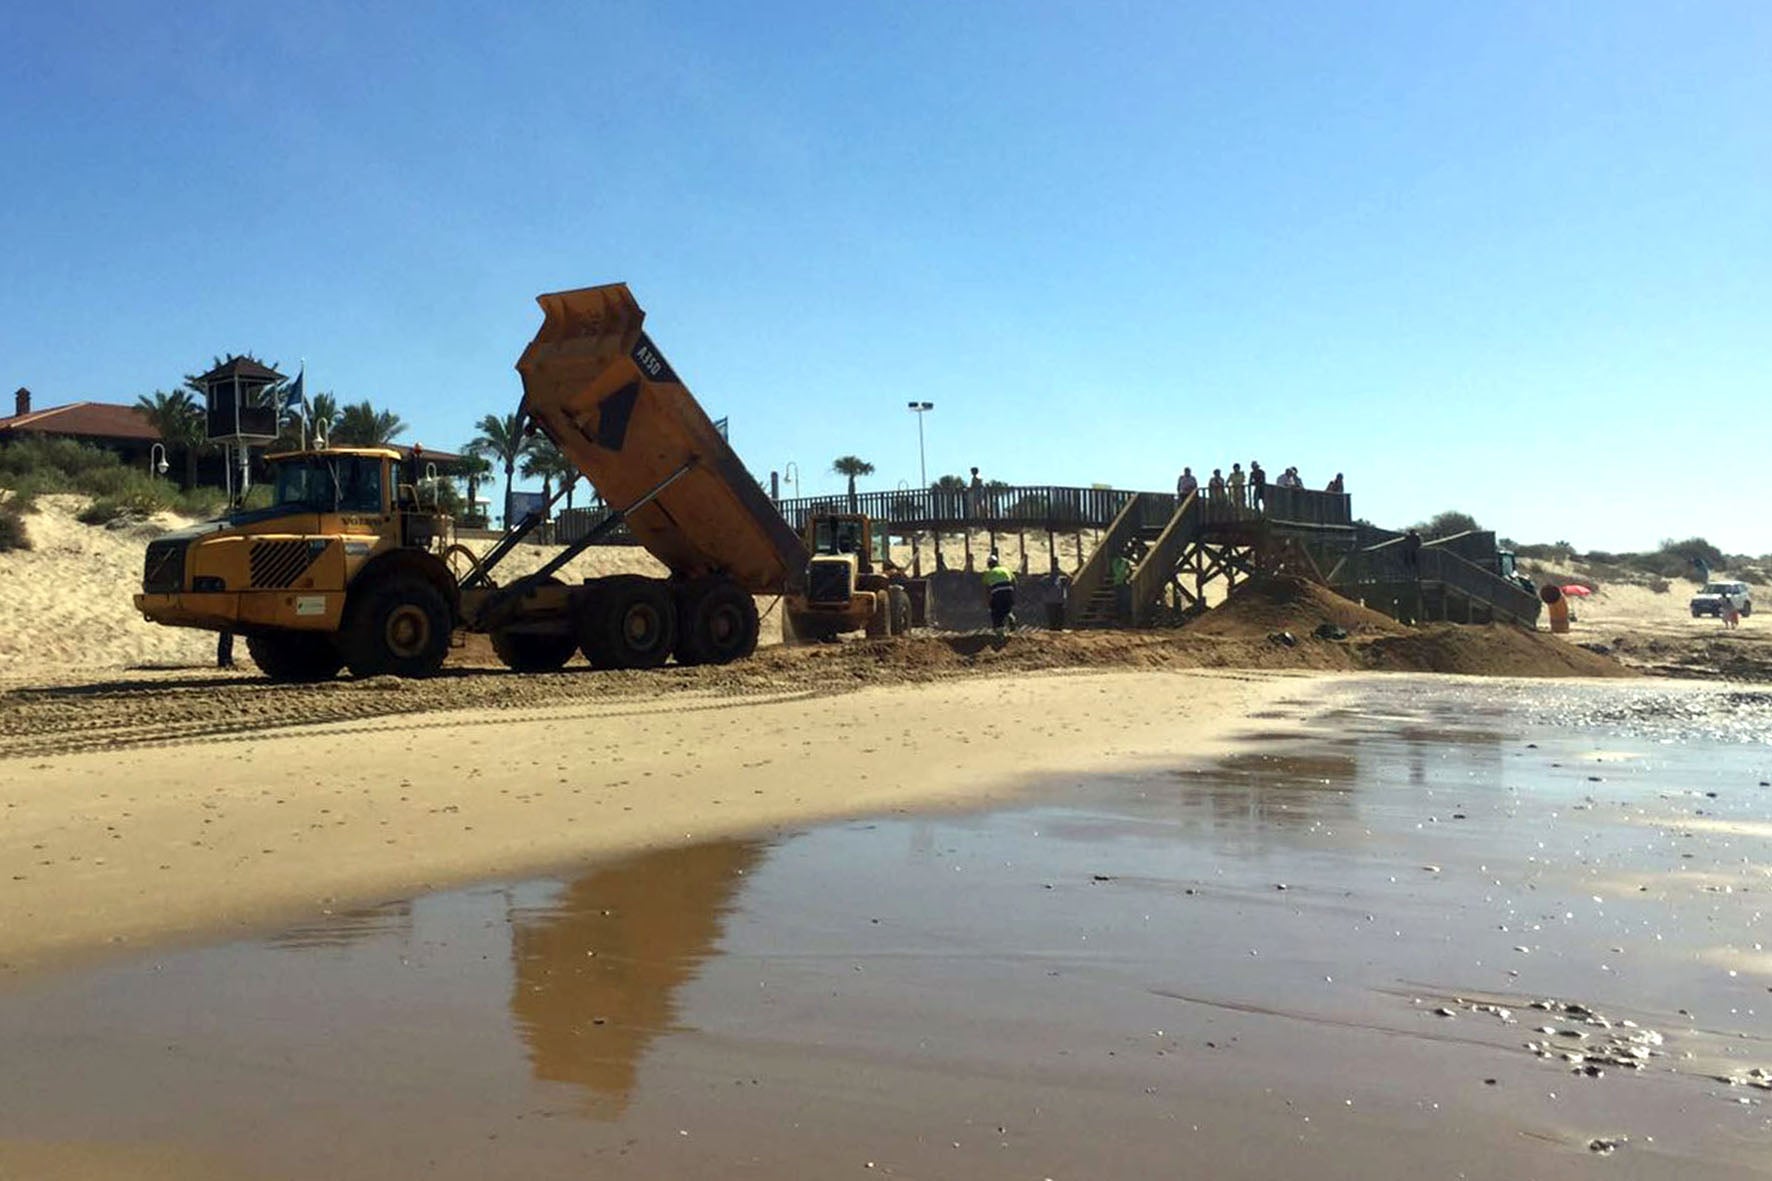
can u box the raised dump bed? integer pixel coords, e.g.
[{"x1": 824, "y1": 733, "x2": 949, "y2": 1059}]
[{"x1": 515, "y1": 283, "x2": 806, "y2": 594}]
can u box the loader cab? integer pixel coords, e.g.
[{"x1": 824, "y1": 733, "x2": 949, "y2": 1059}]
[
  {"x1": 801, "y1": 513, "x2": 891, "y2": 607},
  {"x1": 806, "y1": 513, "x2": 889, "y2": 574}
]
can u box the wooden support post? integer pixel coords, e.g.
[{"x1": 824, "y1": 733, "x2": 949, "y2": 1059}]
[
  {"x1": 1047, "y1": 527, "x2": 1058, "y2": 575},
  {"x1": 1018, "y1": 529, "x2": 1028, "y2": 575},
  {"x1": 934, "y1": 527, "x2": 946, "y2": 572},
  {"x1": 963, "y1": 529, "x2": 974, "y2": 572}
]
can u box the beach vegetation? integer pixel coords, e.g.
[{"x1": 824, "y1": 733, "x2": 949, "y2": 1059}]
[{"x1": 0, "y1": 506, "x2": 27, "y2": 551}]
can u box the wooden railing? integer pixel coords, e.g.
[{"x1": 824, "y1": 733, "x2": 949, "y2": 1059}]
[
  {"x1": 557, "y1": 483, "x2": 1348, "y2": 549},
  {"x1": 1068, "y1": 493, "x2": 1158, "y2": 622},
  {"x1": 1333, "y1": 539, "x2": 1539, "y2": 625},
  {"x1": 1128, "y1": 493, "x2": 1201, "y2": 625},
  {"x1": 773, "y1": 485, "x2": 1149, "y2": 533}
]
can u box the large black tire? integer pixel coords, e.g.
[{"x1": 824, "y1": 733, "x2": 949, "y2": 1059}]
[
  {"x1": 246, "y1": 632, "x2": 344, "y2": 682},
  {"x1": 579, "y1": 575, "x2": 677, "y2": 669},
  {"x1": 864, "y1": 592, "x2": 892, "y2": 639},
  {"x1": 675, "y1": 579, "x2": 760, "y2": 666},
  {"x1": 343, "y1": 576, "x2": 452, "y2": 678},
  {"x1": 491, "y1": 627, "x2": 577, "y2": 673},
  {"x1": 888, "y1": 585, "x2": 912, "y2": 637}
]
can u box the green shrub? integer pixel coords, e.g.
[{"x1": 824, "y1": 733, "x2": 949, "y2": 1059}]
[
  {"x1": 0, "y1": 436, "x2": 124, "y2": 485},
  {"x1": 1647, "y1": 577, "x2": 1670, "y2": 594},
  {"x1": 0, "y1": 508, "x2": 28, "y2": 552},
  {"x1": 176, "y1": 488, "x2": 231, "y2": 518},
  {"x1": 75, "y1": 499, "x2": 129, "y2": 526}
]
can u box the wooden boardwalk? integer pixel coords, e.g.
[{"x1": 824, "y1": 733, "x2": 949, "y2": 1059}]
[{"x1": 556, "y1": 480, "x2": 1541, "y2": 630}]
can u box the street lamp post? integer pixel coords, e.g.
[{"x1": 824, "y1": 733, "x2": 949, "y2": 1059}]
[
  {"x1": 907, "y1": 401, "x2": 934, "y2": 488},
  {"x1": 783, "y1": 461, "x2": 800, "y2": 499},
  {"x1": 148, "y1": 443, "x2": 169, "y2": 479}
]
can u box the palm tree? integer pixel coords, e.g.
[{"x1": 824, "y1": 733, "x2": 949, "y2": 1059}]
[
  {"x1": 520, "y1": 435, "x2": 580, "y2": 511},
  {"x1": 308, "y1": 393, "x2": 340, "y2": 442},
  {"x1": 455, "y1": 452, "x2": 494, "y2": 526},
  {"x1": 330, "y1": 401, "x2": 407, "y2": 447},
  {"x1": 831, "y1": 455, "x2": 874, "y2": 511},
  {"x1": 135, "y1": 390, "x2": 207, "y2": 488},
  {"x1": 467, "y1": 412, "x2": 528, "y2": 529}
]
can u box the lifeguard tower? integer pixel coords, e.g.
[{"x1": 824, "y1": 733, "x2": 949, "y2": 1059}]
[{"x1": 197, "y1": 356, "x2": 285, "y2": 502}]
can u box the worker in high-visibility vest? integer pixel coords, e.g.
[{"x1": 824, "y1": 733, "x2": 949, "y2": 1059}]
[{"x1": 983, "y1": 552, "x2": 1016, "y2": 633}]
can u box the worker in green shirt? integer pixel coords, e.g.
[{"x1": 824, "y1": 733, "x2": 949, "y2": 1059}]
[{"x1": 983, "y1": 552, "x2": 1016, "y2": 633}]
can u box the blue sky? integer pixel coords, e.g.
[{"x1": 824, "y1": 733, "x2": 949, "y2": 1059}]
[{"x1": 3, "y1": 2, "x2": 1767, "y2": 552}]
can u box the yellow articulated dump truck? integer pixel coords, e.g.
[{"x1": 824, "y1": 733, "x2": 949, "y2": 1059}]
[{"x1": 134, "y1": 282, "x2": 810, "y2": 680}]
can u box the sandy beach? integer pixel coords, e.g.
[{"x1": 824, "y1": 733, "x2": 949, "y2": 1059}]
[
  {"x1": 4, "y1": 498, "x2": 1770, "y2": 1178},
  {"x1": 0, "y1": 667, "x2": 1300, "y2": 975}
]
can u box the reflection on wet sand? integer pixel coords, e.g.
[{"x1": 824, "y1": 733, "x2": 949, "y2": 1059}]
[
  {"x1": 507, "y1": 839, "x2": 764, "y2": 1116},
  {"x1": 266, "y1": 898, "x2": 415, "y2": 951},
  {"x1": 1173, "y1": 748, "x2": 1360, "y2": 835}
]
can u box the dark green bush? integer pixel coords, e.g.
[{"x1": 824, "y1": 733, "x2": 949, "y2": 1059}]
[{"x1": 0, "y1": 508, "x2": 28, "y2": 551}]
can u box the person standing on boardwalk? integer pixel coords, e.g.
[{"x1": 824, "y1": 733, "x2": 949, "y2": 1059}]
[
  {"x1": 1326, "y1": 472, "x2": 1344, "y2": 494},
  {"x1": 1176, "y1": 467, "x2": 1198, "y2": 499},
  {"x1": 983, "y1": 552, "x2": 1016, "y2": 633},
  {"x1": 1248, "y1": 460, "x2": 1266, "y2": 509},
  {"x1": 1402, "y1": 529, "x2": 1422, "y2": 575},
  {"x1": 1208, "y1": 468, "x2": 1225, "y2": 500},
  {"x1": 968, "y1": 467, "x2": 984, "y2": 517},
  {"x1": 1227, "y1": 463, "x2": 1246, "y2": 508}
]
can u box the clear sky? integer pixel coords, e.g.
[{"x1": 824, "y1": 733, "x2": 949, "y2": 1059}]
[{"x1": 3, "y1": 2, "x2": 1766, "y2": 552}]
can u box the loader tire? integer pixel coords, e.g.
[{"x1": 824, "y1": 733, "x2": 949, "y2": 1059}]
[
  {"x1": 246, "y1": 632, "x2": 344, "y2": 683},
  {"x1": 675, "y1": 579, "x2": 759, "y2": 666},
  {"x1": 491, "y1": 626, "x2": 577, "y2": 673},
  {"x1": 580, "y1": 576, "x2": 676, "y2": 670},
  {"x1": 888, "y1": 586, "x2": 912, "y2": 637},
  {"x1": 864, "y1": 592, "x2": 892, "y2": 639},
  {"x1": 343, "y1": 576, "x2": 451, "y2": 679}
]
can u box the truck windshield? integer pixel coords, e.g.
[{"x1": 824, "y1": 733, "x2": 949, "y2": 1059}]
[{"x1": 270, "y1": 457, "x2": 384, "y2": 513}]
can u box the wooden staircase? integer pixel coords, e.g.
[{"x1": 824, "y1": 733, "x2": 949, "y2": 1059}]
[
  {"x1": 1070, "y1": 494, "x2": 1195, "y2": 628},
  {"x1": 1067, "y1": 493, "x2": 1174, "y2": 628}
]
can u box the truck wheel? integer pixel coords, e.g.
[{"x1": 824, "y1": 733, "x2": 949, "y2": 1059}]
[
  {"x1": 581, "y1": 576, "x2": 677, "y2": 669},
  {"x1": 491, "y1": 627, "x2": 577, "y2": 673},
  {"x1": 888, "y1": 586, "x2": 912, "y2": 637},
  {"x1": 864, "y1": 591, "x2": 892, "y2": 639},
  {"x1": 676, "y1": 579, "x2": 760, "y2": 665},
  {"x1": 246, "y1": 632, "x2": 344, "y2": 682},
  {"x1": 344, "y1": 577, "x2": 452, "y2": 678}
]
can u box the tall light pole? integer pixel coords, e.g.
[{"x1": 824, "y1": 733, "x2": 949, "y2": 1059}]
[
  {"x1": 907, "y1": 401, "x2": 934, "y2": 488},
  {"x1": 783, "y1": 461, "x2": 800, "y2": 499}
]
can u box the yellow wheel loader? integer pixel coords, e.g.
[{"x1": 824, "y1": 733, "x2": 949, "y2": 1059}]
[{"x1": 781, "y1": 512, "x2": 928, "y2": 643}]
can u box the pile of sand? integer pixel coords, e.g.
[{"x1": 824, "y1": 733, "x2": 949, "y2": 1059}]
[
  {"x1": 1184, "y1": 575, "x2": 1406, "y2": 640},
  {"x1": 0, "y1": 496, "x2": 215, "y2": 675}
]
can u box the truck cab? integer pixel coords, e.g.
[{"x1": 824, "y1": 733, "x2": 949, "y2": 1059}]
[{"x1": 135, "y1": 445, "x2": 461, "y2": 680}]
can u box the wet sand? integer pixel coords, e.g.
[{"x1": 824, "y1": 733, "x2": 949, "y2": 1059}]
[
  {"x1": 2, "y1": 675, "x2": 1770, "y2": 1177},
  {"x1": 0, "y1": 667, "x2": 1296, "y2": 976}
]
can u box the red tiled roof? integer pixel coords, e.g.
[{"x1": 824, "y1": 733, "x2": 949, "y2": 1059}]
[{"x1": 0, "y1": 402, "x2": 162, "y2": 443}]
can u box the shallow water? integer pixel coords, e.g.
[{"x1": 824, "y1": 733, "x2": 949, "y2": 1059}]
[{"x1": 3, "y1": 677, "x2": 1772, "y2": 1178}]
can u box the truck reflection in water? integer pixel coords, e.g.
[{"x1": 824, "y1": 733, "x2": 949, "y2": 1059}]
[{"x1": 505, "y1": 838, "x2": 765, "y2": 1116}]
